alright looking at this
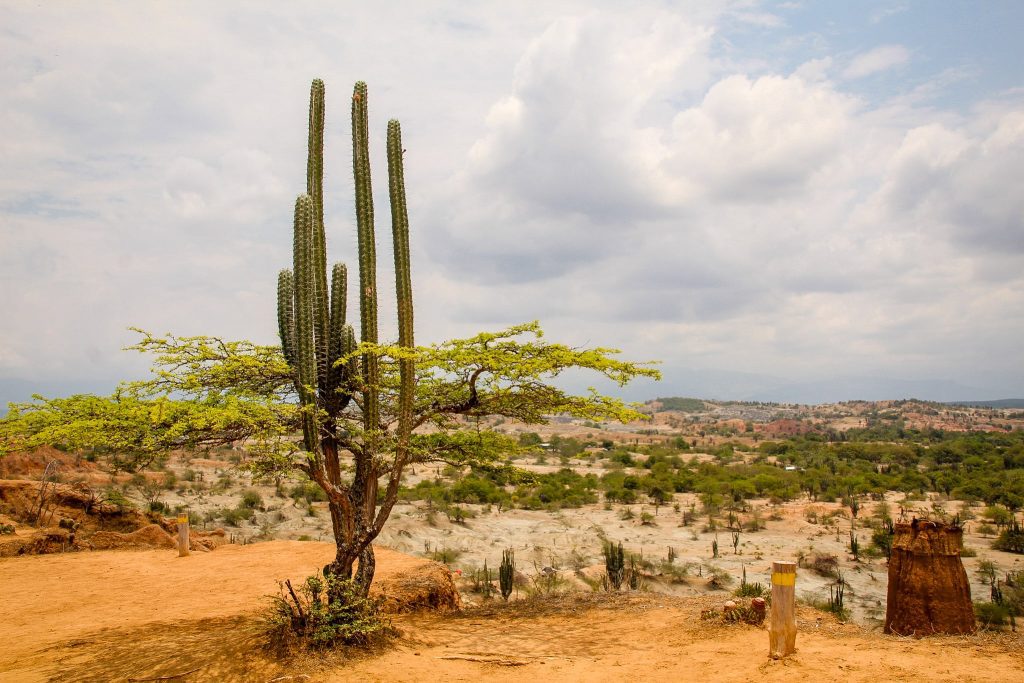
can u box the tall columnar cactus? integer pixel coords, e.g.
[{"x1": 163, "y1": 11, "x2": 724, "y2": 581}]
[{"x1": 277, "y1": 79, "x2": 415, "y2": 591}]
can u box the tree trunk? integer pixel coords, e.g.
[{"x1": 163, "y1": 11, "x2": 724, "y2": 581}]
[{"x1": 323, "y1": 501, "x2": 378, "y2": 598}]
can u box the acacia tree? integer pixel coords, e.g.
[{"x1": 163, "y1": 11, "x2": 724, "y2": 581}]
[{"x1": 0, "y1": 80, "x2": 659, "y2": 598}]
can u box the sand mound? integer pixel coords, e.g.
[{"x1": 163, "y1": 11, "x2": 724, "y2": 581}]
[
  {"x1": 374, "y1": 557, "x2": 462, "y2": 613},
  {"x1": 89, "y1": 523, "x2": 177, "y2": 550},
  {"x1": 0, "y1": 527, "x2": 73, "y2": 557},
  {"x1": 0, "y1": 445, "x2": 103, "y2": 479}
]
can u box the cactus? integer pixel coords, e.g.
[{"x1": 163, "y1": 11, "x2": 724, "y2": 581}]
[
  {"x1": 604, "y1": 541, "x2": 625, "y2": 590},
  {"x1": 277, "y1": 80, "x2": 415, "y2": 595},
  {"x1": 829, "y1": 572, "x2": 846, "y2": 616},
  {"x1": 712, "y1": 538, "x2": 719, "y2": 558},
  {"x1": 850, "y1": 530, "x2": 860, "y2": 560},
  {"x1": 481, "y1": 560, "x2": 493, "y2": 600},
  {"x1": 499, "y1": 548, "x2": 515, "y2": 601}
]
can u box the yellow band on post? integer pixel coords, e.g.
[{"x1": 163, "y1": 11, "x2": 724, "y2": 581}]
[
  {"x1": 772, "y1": 572, "x2": 796, "y2": 586},
  {"x1": 177, "y1": 514, "x2": 189, "y2": 524}
]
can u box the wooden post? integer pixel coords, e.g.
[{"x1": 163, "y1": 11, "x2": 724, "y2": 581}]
[
  {"x1": 769, "y1": 560, "x2": 796, "y2": 658},
  {"x1": 176, "y1": 513, "x2": 190, "y2": 557}
]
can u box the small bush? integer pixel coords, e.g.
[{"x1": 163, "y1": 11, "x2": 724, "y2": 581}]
[
  {"x1": 810, "y1": 553, "x2": 840, "y2": 579},
  {"x1": 291, "y1": 481, "x2": 328, "y2": 503},
  {"x1": 993, "y1": 521, "x2": 1024, "y2": 554},
  {"x1": 0, "y1": 523, "x2": 15, "y2": 535},
  {"x1": 221, "y1": 506, "x2": 255, "y2": 526},
  {"x1": 265, "y1": 573, "x2": 394, "y2": 648},
  {"x1": 241, "y1": 489, "x2": 263, "y2": 510},
  {"x1": 975, "y1": 601, "x2": 1011, "y2": 630}
]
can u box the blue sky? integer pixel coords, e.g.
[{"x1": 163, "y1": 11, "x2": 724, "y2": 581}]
[{"x1": 1, "y1": 1, "x2": 1022, "y2": 405}]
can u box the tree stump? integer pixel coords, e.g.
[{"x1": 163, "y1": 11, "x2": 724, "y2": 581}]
[{"x1": 884, "y1": 520, "x2": 975, "y2": 635}]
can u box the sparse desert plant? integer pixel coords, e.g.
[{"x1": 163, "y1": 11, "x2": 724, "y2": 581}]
[
  {"x1": 871, "y1": 520, "x2": 895, "y2": 559},
  {"x1": 827, "y1": 572, "x2": 847, "y2": 619},
  {"x1": 706, "y1": 564, "x2": 733, "y2": 590},
  {"x1": 809, "y1": 552, "x2": 839, "y2": 578},
  {"x1": 712, "y1": 538, "x2": 719, "y2": 558},
  {"x1": 734, "y1": 565, "x2": 769, "y2": 599},
  {"x1": 850, "y1": 531, "x2": 860, "y2": 560}
]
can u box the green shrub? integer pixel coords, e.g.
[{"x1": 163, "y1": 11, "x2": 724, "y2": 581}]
[
  {"x1": 241, "y1": 489, "x2": 263, "y2": 510},
  {"x1": 103, "y1": 488, "x2": 135, "y2": 512},
  {"x1": 975, "y1": 601, "x2": 1011, "y2": 630},
  {"x1": 290, "y1": 481, "x2": 328, "y2": 503},
  {"x1": 265, "y1": 573, "x2": 394, "y2": 648},
  {"x1": 993, "y1": 521, "x2": 1024, "y2": 554},
  {"x1": 221, "y1": 506, "x2": 255, "y2": 526}
]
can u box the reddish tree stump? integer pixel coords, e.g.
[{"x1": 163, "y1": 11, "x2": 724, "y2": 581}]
[{"x1": 884, "y1": 520, "x2": 975, "y2": 636}]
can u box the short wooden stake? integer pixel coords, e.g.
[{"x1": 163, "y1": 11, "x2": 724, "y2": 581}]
[
  {"x1": 177, "y1": 513, "x2": 190, "y2": 557},
  {"x1": 769, "y1": 560, "x2": 796, "y2": 658}
]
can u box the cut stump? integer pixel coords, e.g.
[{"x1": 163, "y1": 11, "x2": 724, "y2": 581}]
[{"x1": 884, "y1": 520, "x2": 975, "y2": 636}]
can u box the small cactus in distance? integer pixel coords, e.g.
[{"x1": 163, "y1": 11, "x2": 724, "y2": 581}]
[{"x1": 499, "y1": 549, "x2": 515, "y2": 601}]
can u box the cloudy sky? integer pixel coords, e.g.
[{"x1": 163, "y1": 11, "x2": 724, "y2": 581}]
[{"x1": 1, "y1": 1, "x2": 1022, "y2": 405}]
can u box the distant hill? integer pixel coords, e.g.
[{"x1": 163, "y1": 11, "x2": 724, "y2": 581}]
[
  {"x1": 652, "y1": 397, "x2": 706, "y2": 412},
  {"x1": 945, "y1": 399, "x2": 1024, "y2": 409}
]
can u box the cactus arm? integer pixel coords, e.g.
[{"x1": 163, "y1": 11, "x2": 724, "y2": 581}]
[
  {"x1": 370, "y1": 118, "x2": 416, "y2": 533},
  {"x1": 277, "y1": 269, "x2": 297, "y2": 370},
  {"x1": 351, "y1": 81, "x2": 380, "y2": 434},
  {"x1": 327, "y1": 263, "x2": 350, "y2": 410},
  {"x1": 307, "y1": 80, "x2": 330, "y2": 392},
  {"x1": 293, "y1": 194, "x2": 319, "y2": 452},
  {"x1": 387, "y1": 119, "x2": 414, "y2": 439}
]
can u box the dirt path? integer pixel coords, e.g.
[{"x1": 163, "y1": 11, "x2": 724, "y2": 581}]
[{"x1": 2, "y1": 542, "x2": 1022, "y2": 682}]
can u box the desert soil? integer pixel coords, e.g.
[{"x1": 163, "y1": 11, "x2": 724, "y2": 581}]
[{"x1": 2, "y1": 541, "x2": 1023, "y2": 683}]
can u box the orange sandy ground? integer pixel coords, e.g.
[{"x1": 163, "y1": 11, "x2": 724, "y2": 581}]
[{"x1": 1, "y1": 541, "x2": 1022, "y2": 682}]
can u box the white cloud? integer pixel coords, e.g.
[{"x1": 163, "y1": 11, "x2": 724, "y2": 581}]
[
  {"x1": 0, "y1": 2, "x2": 1022, "y2": 402},
  {"x1": 842, "y1": 44, "x2": 910, "y2": 79}
]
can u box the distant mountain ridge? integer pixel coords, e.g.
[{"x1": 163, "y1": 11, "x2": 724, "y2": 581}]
[{"x1": 944, "y1": 399, "x2": 1024, "y2": 409}]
